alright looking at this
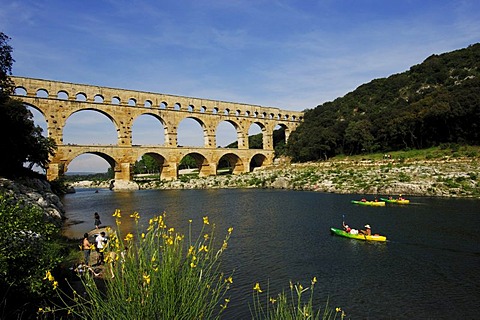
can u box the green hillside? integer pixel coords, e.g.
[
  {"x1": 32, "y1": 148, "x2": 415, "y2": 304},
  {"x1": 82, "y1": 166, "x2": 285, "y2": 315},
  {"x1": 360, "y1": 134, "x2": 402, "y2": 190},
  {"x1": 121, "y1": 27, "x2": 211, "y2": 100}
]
[{"x1": 287, "y1": 43, "x2": 480, "y2": 162}]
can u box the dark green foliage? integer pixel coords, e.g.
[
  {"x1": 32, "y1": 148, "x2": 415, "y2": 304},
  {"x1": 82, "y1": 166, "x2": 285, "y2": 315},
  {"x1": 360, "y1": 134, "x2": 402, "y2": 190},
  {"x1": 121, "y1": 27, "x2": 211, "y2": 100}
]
[
  {"x1": 0, "y1": 194, "x2": 64, "y2": 318},
  {"x1": 287, "y1": 43, "x2": 480, "y2": 161},
  {"x1": 0, "y1": 32, "x2": 57, "y2": 177}
]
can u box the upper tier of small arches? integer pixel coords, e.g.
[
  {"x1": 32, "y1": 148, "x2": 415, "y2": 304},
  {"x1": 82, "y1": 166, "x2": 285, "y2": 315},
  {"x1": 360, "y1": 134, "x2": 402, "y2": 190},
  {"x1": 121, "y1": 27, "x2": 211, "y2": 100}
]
[{"x1": 12, "y1": 77, "x2": 303, "y2": 122}]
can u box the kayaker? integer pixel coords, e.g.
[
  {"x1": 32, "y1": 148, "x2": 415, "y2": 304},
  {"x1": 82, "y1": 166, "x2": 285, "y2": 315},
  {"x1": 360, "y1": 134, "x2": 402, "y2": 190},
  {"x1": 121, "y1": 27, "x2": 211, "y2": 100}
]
[
  {"x1": 342, "y1": 221, "x2": 351, "y2": 233},
  {"x1": 360, "y1": 224, "x2": 372, "y2": 236}
]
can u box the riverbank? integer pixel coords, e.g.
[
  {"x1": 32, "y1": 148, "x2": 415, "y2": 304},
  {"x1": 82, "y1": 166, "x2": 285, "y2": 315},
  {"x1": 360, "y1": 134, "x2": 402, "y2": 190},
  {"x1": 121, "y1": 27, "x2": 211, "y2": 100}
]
[
  {"x1": 71, "y1": 156, "x2": 480, "y2": 198},
  {"x1": 0, "y1": 177, "x2": 66, "y2": 225}
]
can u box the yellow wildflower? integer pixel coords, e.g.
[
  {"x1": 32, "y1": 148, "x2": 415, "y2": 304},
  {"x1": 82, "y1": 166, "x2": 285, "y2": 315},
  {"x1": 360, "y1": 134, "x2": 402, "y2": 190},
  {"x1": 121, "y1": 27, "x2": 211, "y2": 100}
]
[
  {"x1": 44, "y1": 270, "x2": 54, "y2": 282},
  {"x1": 141, "y1": 233, "x2": 145, "y2": 239},
  {"x1": 269, "y1": 297, "x2": 277, "y2": 304},
  {"x1": 53, "y1": 281, "x2": 58, "y2": 289},
  {"x1": 189, "y1": 219, "x2": 192, "y2": 223},
  {"x1": 203, "y1": 216, "x2": 209, "y2": 225},
  {"x1": 38, "y1": 308, "x2": 44, "y2": 314},
  {"x1": 143, "y1": 274, "x2": 151, "y2": 285},
  {"x1": 225, "y1": 276, "x2": 233, "y2": 284},
  {"x1": 168, "y1": 227, "x2": 175, "y2": 233},
  {"x1": 113, "y1": 209, "x2": 121, "y2": 218},
  {"x1": 130, "y1": 212, "x2": 140, "y2": 221},
  {"x1": 253, "y1": 282, "x2": 263, "y2": 293},
  {"x1": 199, "y1": 245, "x2": 208, "y2": 252},
  {"x1": 204, "y1": 233, "x2": 209, "y2": 240},
  {"x1": 312, "y1": 276, "x2": 317, "y2": 285},
  {"x1": 336, "y1": 307, "x2": 342, "y2": 312},
  {"x1": 124, "y1": 233, "x2": 134, "y2": 241},
  {"x1": 188, "y1": 245, "x2": 195, "y2": 256},
  {"x1": 221, "y1": 298, "x2": 230, "y2": 309},
  {"x1": 228, "y1": 227, "x2": 233, "y2": 234}
]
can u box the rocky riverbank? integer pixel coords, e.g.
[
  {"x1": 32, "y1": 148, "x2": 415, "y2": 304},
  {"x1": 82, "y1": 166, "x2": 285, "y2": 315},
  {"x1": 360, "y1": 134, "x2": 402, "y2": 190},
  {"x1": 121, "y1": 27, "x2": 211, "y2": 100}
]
[
  {"x1": 0, "y1": 177, "x2": 66, "y2": 225},
  {"x1": 71, "y1": 157, "x2": 480, "y2": 198}
]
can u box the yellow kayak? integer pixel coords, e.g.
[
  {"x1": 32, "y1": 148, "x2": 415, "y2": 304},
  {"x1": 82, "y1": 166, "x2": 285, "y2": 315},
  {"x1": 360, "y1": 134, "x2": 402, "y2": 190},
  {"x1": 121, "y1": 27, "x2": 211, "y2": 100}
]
[
  {"x1": 330, "y1": 227, "x2": 387, "y2": 242},
  {"x1": 380, "y1": 197, "x2": 410, "y2": 204},
  {"x1": 351, "y1": 200, "x2": 386, "y2": 207}
]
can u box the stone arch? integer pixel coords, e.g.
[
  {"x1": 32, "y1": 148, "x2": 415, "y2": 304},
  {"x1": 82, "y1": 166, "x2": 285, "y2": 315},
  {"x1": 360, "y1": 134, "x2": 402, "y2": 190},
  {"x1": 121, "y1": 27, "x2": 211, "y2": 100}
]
[
  {"x1": 25, "y1": 103, "x2": 48, "y2": 137},
  {"x1": 94, "y1": 94, "x2": 104, "y2": 103},
  {"x1": 112, "y1": 96, "x2": 121, "y2": 105},
  {"x1": 272, "y1": 123, "x2": 287, "y2": 155},
  {"x1": 177, "y1": 117, "x2": 205, "y2": 147},
  {"x1": 179, "y1": 152, "x2": 210, "y2": 177},
  {"x1": 128, "y1": 98, "x2": 136, "y2": 106},
  {"x1": 217, "y1": 153, "x2": 244, "y2": 175},
  {"x1": 215, "y1": 120, "x2": 239, "y2": 148},
  {"x1": 75, "y1": 92, "x2": 87, "y2": 102},
  {"x1": 58, "y1": 90, "x2": 69, "y2": 100},
  {"x1": 132, "y1": 113, "x2": 166, "y2": 145},
  {"x1": 14, "y1": 86, "x2": 27, "y2": 96},
  {"x1": 134, "y1": 152, "x2": 166, "y2": 179},
  {"x1": 63, "y1": 108, "x2": 120, "y2": 145},
  {"x1": 36, "y1": 89, "x2": 48, "y2": 98},
  {"x1": 64, "y1": 151, "x2": 116, "y2": 175},
  {"x1": 248, "y1": 122, "x2": 265, "y2": 149},
  {"x1": 250, "y1": 153, "x2": 267, "y2": 171}
]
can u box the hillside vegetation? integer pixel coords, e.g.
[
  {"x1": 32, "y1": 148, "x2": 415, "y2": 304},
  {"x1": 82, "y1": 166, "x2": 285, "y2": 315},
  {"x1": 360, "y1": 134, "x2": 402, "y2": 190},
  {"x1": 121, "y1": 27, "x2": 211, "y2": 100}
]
[{"x1": 286, "y1": 43, "x2": 480, "y2": 162}]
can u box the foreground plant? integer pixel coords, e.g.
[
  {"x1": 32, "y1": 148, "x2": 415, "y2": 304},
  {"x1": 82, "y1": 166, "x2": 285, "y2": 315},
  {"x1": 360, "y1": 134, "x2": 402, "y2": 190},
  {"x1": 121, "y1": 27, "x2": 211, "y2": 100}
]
[
  {"x1": 47, "y1": 210, "x2": 234, "y2": 319},
  {"x1": 0, "y1": 194, "x2": 63, "y2": 318},
  {"x1": 251, "y1": 279, "x2": 347, "y2": 320}
]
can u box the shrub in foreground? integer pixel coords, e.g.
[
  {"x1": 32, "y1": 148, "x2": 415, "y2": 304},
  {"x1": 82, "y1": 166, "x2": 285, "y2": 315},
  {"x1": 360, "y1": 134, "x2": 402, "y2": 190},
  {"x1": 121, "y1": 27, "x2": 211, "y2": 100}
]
[{"x1": 0, "y1": 194, "x2": 63, "y2": 318}]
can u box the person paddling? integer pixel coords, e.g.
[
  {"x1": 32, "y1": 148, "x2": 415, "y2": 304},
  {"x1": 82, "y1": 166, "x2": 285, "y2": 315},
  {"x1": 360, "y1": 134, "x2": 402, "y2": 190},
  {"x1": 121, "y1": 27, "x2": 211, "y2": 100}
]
[
  {"x1": 360, "y1": 224, "x2": 372, "y2": 236},
  {"x1": 342, "y1": 221, "x2": 352, "y2": 233}
]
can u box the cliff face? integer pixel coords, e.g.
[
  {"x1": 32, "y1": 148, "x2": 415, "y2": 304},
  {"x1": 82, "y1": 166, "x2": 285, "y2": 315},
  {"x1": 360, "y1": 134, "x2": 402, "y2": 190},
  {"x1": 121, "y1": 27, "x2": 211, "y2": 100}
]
[{"x1": 0, "y1": 177, "x2": 65, "y2": 226}]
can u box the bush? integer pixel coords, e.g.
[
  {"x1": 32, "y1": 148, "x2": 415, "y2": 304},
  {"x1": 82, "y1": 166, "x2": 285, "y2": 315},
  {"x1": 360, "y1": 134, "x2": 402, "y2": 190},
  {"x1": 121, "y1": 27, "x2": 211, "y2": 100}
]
[{"x1": 0, "y1": 194, "x2": 64, "y2": 318}]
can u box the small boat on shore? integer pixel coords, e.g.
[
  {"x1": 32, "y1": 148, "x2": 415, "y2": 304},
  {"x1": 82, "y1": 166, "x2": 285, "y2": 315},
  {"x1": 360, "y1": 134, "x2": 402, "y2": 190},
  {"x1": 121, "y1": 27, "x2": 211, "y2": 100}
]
[
  {"x1": 380, "y1": 197, "x2": 410, "y2": 204},
  {"x1": 330, "y1": 227, "x2": 387, "y2": 242},
  {"x1": 351, "y1": 200, "x2": 385, "y2": 207}
]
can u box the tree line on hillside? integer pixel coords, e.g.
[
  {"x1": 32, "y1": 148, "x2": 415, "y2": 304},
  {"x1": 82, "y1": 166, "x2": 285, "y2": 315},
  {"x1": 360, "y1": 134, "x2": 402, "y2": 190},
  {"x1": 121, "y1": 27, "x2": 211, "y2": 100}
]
[{"x1": 286, "y1": 43, "x2": 480, "y2": 162}]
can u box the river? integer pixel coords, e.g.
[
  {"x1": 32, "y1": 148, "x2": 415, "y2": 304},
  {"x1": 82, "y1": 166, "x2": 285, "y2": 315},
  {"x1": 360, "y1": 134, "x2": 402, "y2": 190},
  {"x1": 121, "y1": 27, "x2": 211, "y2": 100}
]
[{"x1": 61, "y1": 188, "x2": 480, "y2": 319}]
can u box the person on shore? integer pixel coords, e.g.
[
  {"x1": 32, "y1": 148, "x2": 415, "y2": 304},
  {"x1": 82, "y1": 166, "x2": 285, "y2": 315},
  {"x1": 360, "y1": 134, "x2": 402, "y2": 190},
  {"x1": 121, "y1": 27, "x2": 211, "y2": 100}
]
[
  {"x1": 82, "y1": 233, "x2": 92, "y2": 266},
  {"x1": 361, "y1": 224, "x2": 372, "y2": 236},
  {"x1": 94, "y1": 212, "x2": 101, "y2": 229},
  {"x1": 95, "y1": 231, "x2": 107, "y2": 265}
]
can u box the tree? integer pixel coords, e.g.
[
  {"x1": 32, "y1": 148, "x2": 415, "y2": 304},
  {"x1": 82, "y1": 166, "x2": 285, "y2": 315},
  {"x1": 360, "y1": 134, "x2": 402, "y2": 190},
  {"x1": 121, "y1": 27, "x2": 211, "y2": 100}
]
[
  {"x1": 0, "y1": 32, "x2": 56, "y2": 177},
  {"x1": 0, "y1": 32, "x2": 14, "y2": 95}
]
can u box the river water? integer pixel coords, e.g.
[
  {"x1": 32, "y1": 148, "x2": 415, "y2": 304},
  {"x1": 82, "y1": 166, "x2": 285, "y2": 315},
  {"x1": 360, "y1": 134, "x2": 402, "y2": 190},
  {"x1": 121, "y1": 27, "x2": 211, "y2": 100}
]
[{"x1": 61, "y1": 188, "x2": 480, "y2": 319}]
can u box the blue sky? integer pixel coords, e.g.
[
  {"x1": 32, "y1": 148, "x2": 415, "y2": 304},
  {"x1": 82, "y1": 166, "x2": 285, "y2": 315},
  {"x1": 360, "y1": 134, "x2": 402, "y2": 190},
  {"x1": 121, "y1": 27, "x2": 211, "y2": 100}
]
[{"x1": 2, "y1": 0, "x2": 479, "y2": 172}]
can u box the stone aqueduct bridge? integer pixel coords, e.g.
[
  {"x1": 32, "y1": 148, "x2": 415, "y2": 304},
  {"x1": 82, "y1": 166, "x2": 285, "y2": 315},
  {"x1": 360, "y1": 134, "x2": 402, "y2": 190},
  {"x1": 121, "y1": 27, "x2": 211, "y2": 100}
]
[{"x1": 11, "y1": 76, "x2": 304, "y2": 183}]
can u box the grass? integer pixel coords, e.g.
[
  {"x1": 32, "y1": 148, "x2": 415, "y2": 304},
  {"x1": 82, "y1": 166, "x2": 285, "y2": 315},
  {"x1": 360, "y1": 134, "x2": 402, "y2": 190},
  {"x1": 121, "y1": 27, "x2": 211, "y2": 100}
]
[{"x1": 39, "y1": 211, "x2": 349, "y2": 320}]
